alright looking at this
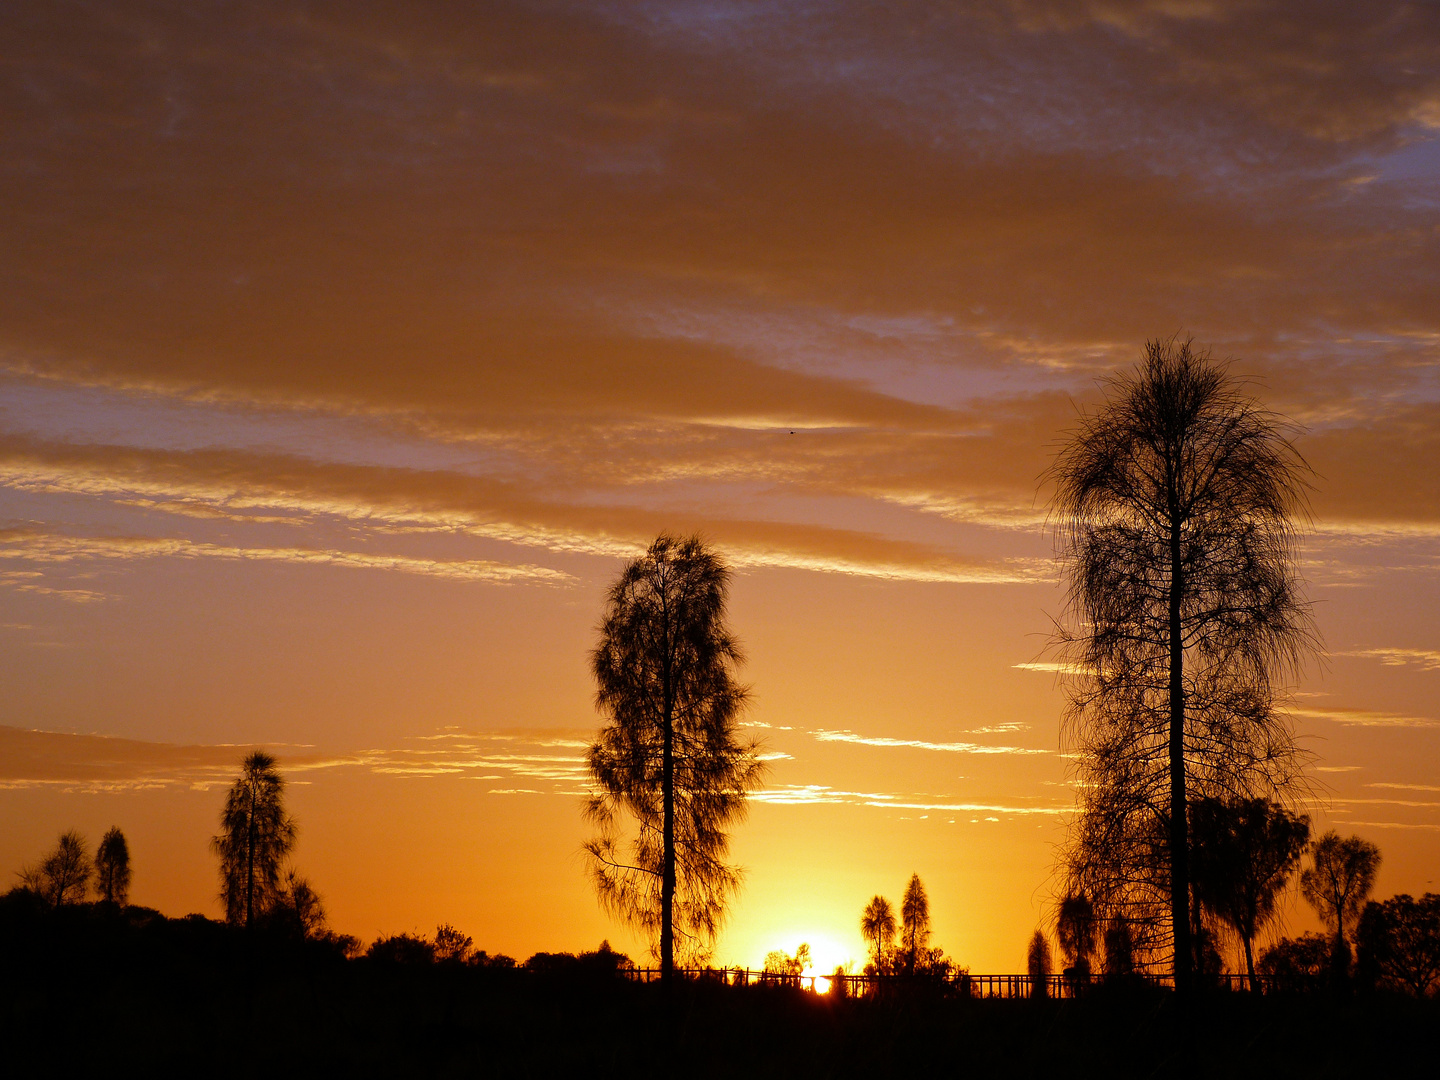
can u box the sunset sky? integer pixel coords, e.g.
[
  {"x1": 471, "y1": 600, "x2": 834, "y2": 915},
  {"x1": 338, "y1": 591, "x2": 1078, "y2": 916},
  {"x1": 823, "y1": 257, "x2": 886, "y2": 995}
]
[{"x1": 3, "y1": 1, "x2": 1439, "y2": 973}]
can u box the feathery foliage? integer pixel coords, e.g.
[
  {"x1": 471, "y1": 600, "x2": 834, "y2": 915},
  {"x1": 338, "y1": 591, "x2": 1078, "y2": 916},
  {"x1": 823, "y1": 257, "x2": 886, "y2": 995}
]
[
  {"x1": 212, "y1": 752, "x2": 297, "y2": 928},
  {"x1": 584, "y1": 535, "x2": 765, "y2": 979},
  {"x1": 1028, "y1": 930, "x2": 1053, "y2": 997},
  {"x1": 900, "y1": 874, "x2": 931, "y2": 972},
  {"x1": 95, "y1": 826, "x2": 132, "y2": 907},
  {"x1": 1190, "y1": 797, "x2": 1310, "y2": 991},
  {"x1": 1302, "y1": 831, "x2": 1381, "y2": 980},
  {"x1": 20, "y1": 829, "x2": 92, "y2": 908},
  {"x1": 861, "y1": 895, "x2": 897, "y2": 969},
  {"x1": 1049, "y1": 337, "x2": 1315, "y2": 989},
  {"x1": 1057, "y1": 893, "x2": 1097, "y2": 976}
]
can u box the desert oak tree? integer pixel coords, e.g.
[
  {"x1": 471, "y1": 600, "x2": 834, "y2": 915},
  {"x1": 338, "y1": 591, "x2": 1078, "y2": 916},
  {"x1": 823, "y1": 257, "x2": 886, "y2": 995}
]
[
  {"x1": 1050, "y1": 339, "x2": 1314, "y2": 991},
  {"x1": 584, "y1": 535, "x2": 764, "y2": 982}
]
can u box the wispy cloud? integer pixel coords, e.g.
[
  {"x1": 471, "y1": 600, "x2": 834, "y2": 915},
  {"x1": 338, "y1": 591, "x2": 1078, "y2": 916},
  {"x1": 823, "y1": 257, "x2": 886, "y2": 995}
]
[
  {"x1": 811, "y1": 728, "x2": 1051, "y2": 756},
  {"x1": 1334, "y1": 648, "x2": 1440, "y2": 672},
  {"x1": 1290, "y1": 706, "x2": 1440, "y2": 729},
  {"x1": 751, "y1": 783, "x2": 1067, "y2": 816},
  {"x1": 0, "y1": 527, "x2": 571, "y2": 586},
  {"x1": 1012, "y1": 661, "x2": 1088, "y2": 675},
  {"x1": 1331, "y1": 821, "x2": 1440, "y2": 832},
  {"x1": 0, "y1": 726, "x2": 592, "y2": 794}
]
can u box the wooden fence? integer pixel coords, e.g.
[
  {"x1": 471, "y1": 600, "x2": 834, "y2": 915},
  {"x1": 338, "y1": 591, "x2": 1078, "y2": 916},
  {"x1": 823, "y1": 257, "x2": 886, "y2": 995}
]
[{"x1": 622, "y1": 968, "x2": 1269, "y2": 997}]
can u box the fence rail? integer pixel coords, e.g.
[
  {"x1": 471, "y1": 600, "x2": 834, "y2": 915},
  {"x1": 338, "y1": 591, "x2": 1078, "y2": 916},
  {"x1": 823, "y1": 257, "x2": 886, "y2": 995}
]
[{"x1": 621, "y1": 968, "x2": 1270, "y2": 997}]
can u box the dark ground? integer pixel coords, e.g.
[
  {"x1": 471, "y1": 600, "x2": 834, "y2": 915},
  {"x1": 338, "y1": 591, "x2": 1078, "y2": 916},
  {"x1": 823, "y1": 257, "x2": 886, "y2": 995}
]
[{"x1": 3, "y1": 896, "x2": 1436, "y2": 1078}]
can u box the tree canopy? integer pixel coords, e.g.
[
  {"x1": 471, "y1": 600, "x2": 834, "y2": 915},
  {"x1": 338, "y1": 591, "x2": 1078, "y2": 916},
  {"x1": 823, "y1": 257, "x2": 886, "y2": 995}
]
[
  {"x1": 212, "y1": 752, "x2": 297, "y2": 928},
  {"x1": 584, "y1": 534, "x2": 765, "y2": 979},
  {"x1": 1301, "y1": 831, "x2": 1381, "y2": 979},
  {"x1": 1050, "y1": 338, "x2": 1315, "y2": 989}
]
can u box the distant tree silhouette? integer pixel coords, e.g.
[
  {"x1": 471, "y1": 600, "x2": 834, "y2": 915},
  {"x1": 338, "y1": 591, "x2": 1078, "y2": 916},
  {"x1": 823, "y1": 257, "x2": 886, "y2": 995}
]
[
  {"x1": 900, "y1": 874, "x2": 931, "y2": 975},
  {"x1": 94, "y1": 826, "x2": 131, "y2": 907},
  {"x1": 263, "y1": 869, "x2": 327, "y2": 940},
  {"x1": 20, "y1": 829, "x2": 91, "y2": 907},
  {"x1": 366, "y1": 932, "x2": 436, "y2": 964},
  {"x1": 1028, "y1": 930, "x2": 1053, "y2": 998},
  {"x1": 1356, "y1": 893, "x2": 1440, "y2": 997},
  {"x1": 763, "y1": 942, "x2": 811, "y2": 985},
  {"x1": 1057, "y1": 893, "x2": 1097, "y2": 982},
  {"x1": 861, "y1": 895, "x2": 897, "y2": 970},
  {"x1": 1301, "y1": 832, "x2": 1380, "y2": 987},
  {"x1": 1102, "y1": 918, "x2": 1136, "y2": 979},
  {"x1": 584, "y1": 535, "x2": 765, "y2": 984},
  {"x1": 434, "y1": 923, "x2": 474, "y2": 963},
  {"x1": 1190, "y1": 797, "x2": 1310, "y2": 991},
  {"x1": 1050, "y1": 338, "x2": 1315, "y2": 991},
  {"x1": 212, "y1": 752, "x2": 297, "y2": 929},
  {"x1": 1258, "y1": 933, "x2": 1331, "y2": 994}
]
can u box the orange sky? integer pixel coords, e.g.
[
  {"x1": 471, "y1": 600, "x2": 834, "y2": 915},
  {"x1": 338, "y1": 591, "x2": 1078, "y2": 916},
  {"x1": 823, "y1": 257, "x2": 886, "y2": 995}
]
[{"x1": 2, "y1": 1, "x2": 1438, "y2": 973}]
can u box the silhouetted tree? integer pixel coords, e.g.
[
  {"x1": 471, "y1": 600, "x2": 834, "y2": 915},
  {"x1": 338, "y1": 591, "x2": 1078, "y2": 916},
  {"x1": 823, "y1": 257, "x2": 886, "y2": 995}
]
[
  {"x1": 1028, "y1": 930, "x2": 1053, "y2": 998},
  {"x1": 366, "y1": 932, "x2": 436, "y2": 964},
  {"x1": 1356, "y1": 893, "x2": 1440, "y2": 997},
  {"x1": 861, "y1": 895, "x2": 897, "y2": 970},
  {"x1": 584, "y1": 535, "x2": 765, "y2": 984},
  {"x1": 20, "y1": 829, "x2": 91, "y2": 907},
  {"x1": 1301, "y1": 831, "x2": 1381, "y2": 987},
  {"x1": 434, "y1": 923, "x2": 474, "y2": 963},
  {"x1": 1102, "y1": 918, "x2": 1136, "y2": 979},
  {"x1": 1050, "y1": 338, "x2": 1314, "y2": 991},
  {"x1": 1258, "y1": 933, "x2": 1330, "y2": 994},
  {"x1": 263, "y1": 869, "x2": 327, "y2": 940},
  {"x1": 212, "y1": 752, "x2": 297, "y2": 929},
  {"x1": 1057, "y1": 892, "x2": 1097, "y2": 981},
  {"x1": 763, "y1": 942, "x2": 811, "y2": 985},
  {"x1": 1190, "y1": 797, "x2": 1310, "y2": 991},
  {"x1": 94, "y1": 826, "x2": 131, "y2": 907},
  {"x1": 900, "y1": 874, "x2": 931, "y2": 975}
]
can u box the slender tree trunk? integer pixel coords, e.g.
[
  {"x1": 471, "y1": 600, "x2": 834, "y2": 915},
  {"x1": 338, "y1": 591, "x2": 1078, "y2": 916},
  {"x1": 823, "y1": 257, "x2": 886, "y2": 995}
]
[
  {"x1": 1168, "y1": 516, "x2": 1191, "y2": 995},
  {"x1": 1244, "y1": 933, "x2": 1258, "y2": 994},
  {"x1": 246, "y1": 783, "x2": 256, "y2": 930},
  {"x1": 661, "y1": 687, "x2": 675, "y2": 988}
]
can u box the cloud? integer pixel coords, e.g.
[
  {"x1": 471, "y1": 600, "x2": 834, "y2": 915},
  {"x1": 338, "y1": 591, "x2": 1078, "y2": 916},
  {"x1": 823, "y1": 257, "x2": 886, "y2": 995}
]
[
  {"x1": 811, "y1": 728, "x2": 1051, "y2": 756},
  {"x1": 0, "y1": 435, "x2": 1050, "y2": 583},
  {"x1": 750, "y1": 783, "x2": 1067, "y2": 816},
  {"x1": 0, "y1": 526, "x2": 572, "y2": 586},
  {"x1": 0, "y1": 725, "x2": 594, "y2": 794},
  {"x1": 1335, "y1": 648, "x2": 1440, "y2": 672},
  {"x1": 1291, "y1": 706, "x2": 1440, "y2": 729}
]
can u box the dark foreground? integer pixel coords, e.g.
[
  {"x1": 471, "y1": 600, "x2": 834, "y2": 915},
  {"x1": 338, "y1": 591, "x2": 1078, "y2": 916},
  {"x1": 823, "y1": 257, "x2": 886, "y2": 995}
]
[{"x1": 4, "y1": 899, "x2": 1436, "y2": 1078}]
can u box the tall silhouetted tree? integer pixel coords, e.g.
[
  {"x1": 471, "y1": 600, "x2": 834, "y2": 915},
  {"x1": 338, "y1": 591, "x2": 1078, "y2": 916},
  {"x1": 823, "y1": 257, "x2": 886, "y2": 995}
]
[
  {"x1": 900, "y1": 874, "x2": 931, "y2": 975},
  {"x1": 861, "y1": 895, "x2": 897, "y2": 970},
  {"x1": 1057, "y1": 893, "x2": 1097, "y2": 980},
  {"x1": 212, "y1": 752, "x2": 297, "y2": 929},
  {"x1": 1028, "y1": 930, "x2": 1053, "y2": 998},
  {"x1": 1050, "y1": 338, "x2": 1314, "y2": 991},
  {"x1": 20, "y1": 829, "x2": 91, "y2": 907},
  {"x1": 1190, "y1": 797, "x2": 1310, "y2": 991},
  {"x1": 584, "y1": 534, "x2": 765, "y2": 984},
  {"x1": 94, "y1": 826, "x2": 131, "y2": 907},
  {"x1": 1301, "y1": 831, "x2": 1380, "y2": 985}
]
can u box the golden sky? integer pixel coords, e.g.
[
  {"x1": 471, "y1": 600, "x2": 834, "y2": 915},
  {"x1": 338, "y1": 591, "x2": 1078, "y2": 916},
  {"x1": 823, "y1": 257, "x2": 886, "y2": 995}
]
[{"x1": 2, "y1": 0, "x2": 1438, "y2": 972}]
